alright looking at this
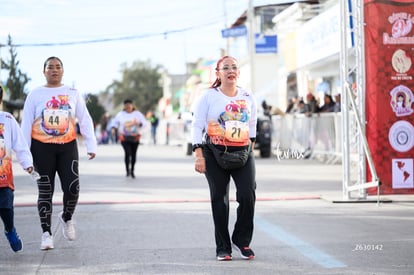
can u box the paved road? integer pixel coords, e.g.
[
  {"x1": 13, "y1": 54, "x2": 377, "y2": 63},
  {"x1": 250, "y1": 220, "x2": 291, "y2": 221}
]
[{"x1": 2, "y1": 143, "x2": 414, "y2": 274}]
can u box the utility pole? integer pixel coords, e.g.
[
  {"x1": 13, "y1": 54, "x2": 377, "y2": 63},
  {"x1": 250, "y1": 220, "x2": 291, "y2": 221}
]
[
  {"x1": 248, "y1": 0, "x2": 256, "y2": 92},
  {"x1": 223, "y1": 0, "x2": 229, "y2": 56}
]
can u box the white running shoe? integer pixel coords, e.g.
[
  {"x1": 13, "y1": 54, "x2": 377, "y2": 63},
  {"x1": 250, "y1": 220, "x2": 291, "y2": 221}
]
[
  {"x1": 40, "y1": 232, "x2": 54, "y2": 250},
  {"x1": 59, "y1": 211, "x2": 76, "y2": 241}
]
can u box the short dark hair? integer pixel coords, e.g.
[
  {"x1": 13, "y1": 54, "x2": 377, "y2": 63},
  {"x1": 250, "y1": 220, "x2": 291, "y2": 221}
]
[
  {"x1": 123, "y1": 99, "x2": 133, "y2": 104},
  {"x1": 43, "y1": 56, "x2": 63, "y2": 72}
]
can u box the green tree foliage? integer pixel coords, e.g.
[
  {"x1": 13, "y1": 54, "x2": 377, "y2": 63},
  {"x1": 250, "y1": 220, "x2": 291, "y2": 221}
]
[
  {"x1": 110, "y1": 60, "x2": 163, "y2": 113},
  {"x1": 85, "y1": 93, "x2": 106, "y2": 126},
  {"x1": 1, "y1": 35, "x2": 30, "y2": 118}
]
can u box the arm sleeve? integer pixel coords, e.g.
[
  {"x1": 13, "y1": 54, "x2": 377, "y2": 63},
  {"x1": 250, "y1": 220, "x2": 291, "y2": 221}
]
[
  {"x1": 137, "y1": 111, "x2": 147, "y2": 128},
  {"x1": 20, "y1": 92, "x2": 35, "y2": 148},
  {"x1": 11, "y1": 115, "x2": 33, "y2": 170},
  {"x1": 109, "y1": 113, "x2": 120, "y2": 129},
  {"x1": 76, "y1": 93, "x2": 97, "y2": 153},
  {"x1": 191, "y1": 91, "x2": 208, "y2": 145}
]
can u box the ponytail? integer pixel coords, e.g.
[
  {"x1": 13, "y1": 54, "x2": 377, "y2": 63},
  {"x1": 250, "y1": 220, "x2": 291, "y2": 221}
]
[{"x1": 210, "y1": 55, "x2": 233, "y2": 88}]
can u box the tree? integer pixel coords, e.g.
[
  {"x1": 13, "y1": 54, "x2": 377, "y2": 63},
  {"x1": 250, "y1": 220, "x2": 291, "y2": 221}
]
[
  {"x1": 1, "y1": 35, "x2": 30, "y2": 119},
  {"x1": 85, "y1": 93, "x2": 106, "y2": 126},
  {"x1": 110, "y1": 60, "x2": 163, "y2": 113}
]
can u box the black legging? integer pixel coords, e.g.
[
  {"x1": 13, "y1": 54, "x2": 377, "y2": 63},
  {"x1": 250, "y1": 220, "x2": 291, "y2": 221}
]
[
  {"x1": 31, "y1": 139, "x2": 79, "y2": 234},
  {"x1": 121, "y1": 141, "x2": 139, "y2": 174},
  {"x1": 203, "y1": 146, "x2": 256, "y2": 255}
]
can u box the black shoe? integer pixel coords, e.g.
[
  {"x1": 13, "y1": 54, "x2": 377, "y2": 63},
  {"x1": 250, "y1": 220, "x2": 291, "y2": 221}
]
[
  {"x1": 216, "y1": 251, "x2": 232, "y2": 261},
  {"x1": 232, "y1": 243, "x2": 255, "y2": 260},
  {"x1": 131, "y1": 171, "x2": 135, "y2": 178},
  {"x1": 303, "y1": 147, "x2": 312, "y2": 159},
  {"x1": 126, "y1": 171, "x2": 130, "y2": 177}
]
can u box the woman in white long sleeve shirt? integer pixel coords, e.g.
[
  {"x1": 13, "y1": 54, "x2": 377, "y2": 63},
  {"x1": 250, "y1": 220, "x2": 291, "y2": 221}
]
[
  {"x1": 20, "y1": 56, "x2": 97, "y2": 250},
  {"x1": 110, "y1": 99, "x2": 147, "y2": 178},
  {"x1": 192, "y1": 56, "x2": 257, "y2": 261}
]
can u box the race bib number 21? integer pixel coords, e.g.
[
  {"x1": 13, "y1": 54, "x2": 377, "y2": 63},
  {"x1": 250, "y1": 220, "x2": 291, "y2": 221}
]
[{"x1": 224, "y1": 120, "x2": 248, "y2": 142}]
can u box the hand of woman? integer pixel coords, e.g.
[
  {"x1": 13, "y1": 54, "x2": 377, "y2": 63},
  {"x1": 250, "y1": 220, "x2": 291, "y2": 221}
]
[
  {"x1": 195, "y1": 157, "x2": 206, "y2": 174},
  {"x1": 87, "y1": 153, "x2": 96, "y2": 160},
  {"x1": 25, "y1": 166, "x2": 34, "y2": 174}
]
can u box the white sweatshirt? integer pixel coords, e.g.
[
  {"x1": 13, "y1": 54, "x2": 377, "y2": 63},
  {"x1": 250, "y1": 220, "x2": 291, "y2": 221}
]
[
  {"x1": 20, "y1": 85, "x2": 97, "y2": 154},
  {"x1": 110, "y1": 110, "x2": 147, "y2": 138},
  {"x1": 0, "y1": 111, "x2": 33, "y2": 190},
  {"x1": 192, "y1": 87, "x2": 257, "y2": 147}
]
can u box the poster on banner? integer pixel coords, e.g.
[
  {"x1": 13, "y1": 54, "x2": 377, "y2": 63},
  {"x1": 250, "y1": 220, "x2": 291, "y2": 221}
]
[
  {"x1": 392, "y1": 159, "x2": 413, "y2": 188},
  {"x1": 364, "y1": 0, "x2": 414, "y2": 194}
]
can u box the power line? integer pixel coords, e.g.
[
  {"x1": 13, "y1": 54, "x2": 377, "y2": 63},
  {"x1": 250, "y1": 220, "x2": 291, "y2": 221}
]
[{"x1": 10, "y1": 19, "x2": 224, "y2": 48}]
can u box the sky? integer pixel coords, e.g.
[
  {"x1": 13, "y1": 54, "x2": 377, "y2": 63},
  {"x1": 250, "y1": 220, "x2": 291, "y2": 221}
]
[{"x1": 0, "y1": 0, "x2": 281, "y2": 94}]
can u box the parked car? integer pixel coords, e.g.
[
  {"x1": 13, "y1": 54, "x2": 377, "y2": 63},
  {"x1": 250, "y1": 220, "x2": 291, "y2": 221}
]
[
  {"x1": 181, "y1": 112, "x2": 194, "y2": 156},
  {"x1": 254, "y1": 116, "x2": 272, "y2": 158}
]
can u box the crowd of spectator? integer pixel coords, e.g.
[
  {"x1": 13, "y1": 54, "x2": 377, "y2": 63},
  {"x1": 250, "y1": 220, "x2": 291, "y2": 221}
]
[{"x1": 283, "y1": 92, "x2": 341, "y2": 116}]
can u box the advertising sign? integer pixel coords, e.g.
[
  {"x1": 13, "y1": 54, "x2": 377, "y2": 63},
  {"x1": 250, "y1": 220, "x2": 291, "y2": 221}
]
[
  {"x1": 255, "y1": 34, "x2": 277, "y2": 53},
  {"x1": 364, "y1": 0, "x2": 414, "y2": 194},
  {"x1": 221, "y1": 25, "x2": 247, "y2": 38}
]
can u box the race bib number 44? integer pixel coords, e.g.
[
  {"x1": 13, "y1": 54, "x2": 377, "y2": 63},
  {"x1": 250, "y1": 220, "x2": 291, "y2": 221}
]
[{"x1": 43, "y1": 109, "x2": 69, "y2": 134}]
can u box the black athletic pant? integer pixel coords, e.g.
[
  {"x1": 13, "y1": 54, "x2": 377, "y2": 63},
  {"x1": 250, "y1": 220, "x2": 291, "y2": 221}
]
[
  {"x1": 31, "y1": 139, "x2": 79, "y2": 234},
  {"x1": 121, "y1": 141, "x2": 139, "y2": 174},
  {"x1": 203, "y1": 146, "x2": 256, "y2": 255}
]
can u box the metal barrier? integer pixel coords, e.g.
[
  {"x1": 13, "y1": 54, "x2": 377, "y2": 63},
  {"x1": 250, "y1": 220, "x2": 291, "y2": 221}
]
[
  {"x1": 271, "y1": 113, "x2": 351, "y2": 164},
  {"x1": 138, "y1": 111, "x2": 381, "y2": 200},
  {"x1": 141, "y1": 113, "x2": 354, "y2": 166}
]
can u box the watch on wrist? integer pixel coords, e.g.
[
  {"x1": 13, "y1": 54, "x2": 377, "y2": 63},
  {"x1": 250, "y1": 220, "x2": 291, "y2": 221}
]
[{"x1": 192, "y1": 144, "x2": 202, "y2": 152}]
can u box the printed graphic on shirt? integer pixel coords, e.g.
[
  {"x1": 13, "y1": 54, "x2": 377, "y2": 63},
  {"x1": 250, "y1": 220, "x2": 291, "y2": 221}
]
[
  {"x1": 207, "y1": 100, "x2": 250, "y2": 146},
  {"x1": 32, "y1": 95, "x2": 77, "y2": 144},
  {"x1": 122, "y1": 119, "x2": 140, "y2": 136},
  {"x1": 0, "y1": 123, "x2": 14, "y2": 189}
]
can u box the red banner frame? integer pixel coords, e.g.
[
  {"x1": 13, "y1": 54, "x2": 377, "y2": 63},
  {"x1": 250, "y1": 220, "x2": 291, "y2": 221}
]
[{"x1": 364, "y1": 0, "x2": 414, "y2": 194}]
